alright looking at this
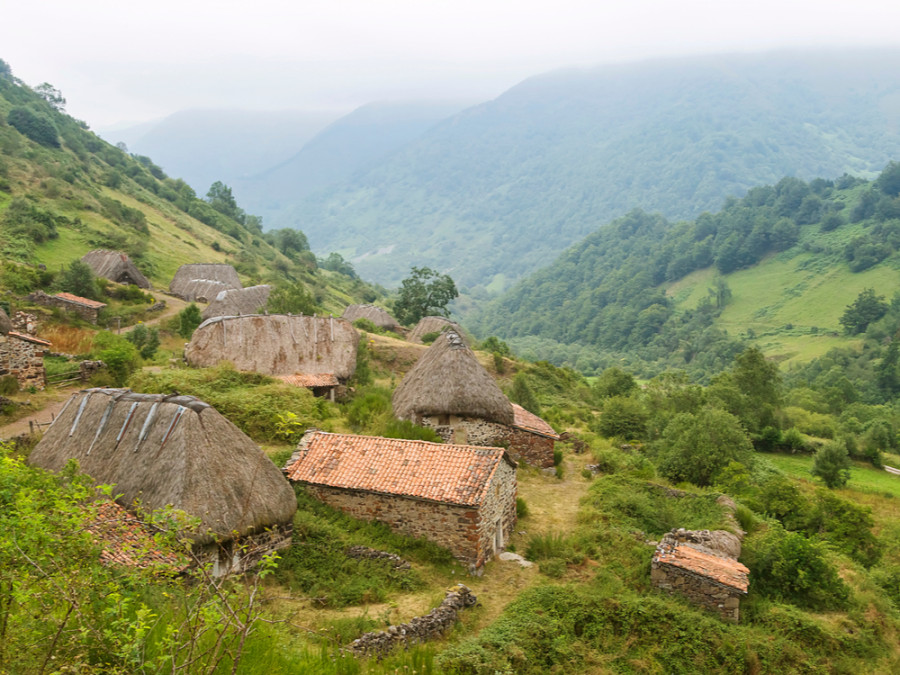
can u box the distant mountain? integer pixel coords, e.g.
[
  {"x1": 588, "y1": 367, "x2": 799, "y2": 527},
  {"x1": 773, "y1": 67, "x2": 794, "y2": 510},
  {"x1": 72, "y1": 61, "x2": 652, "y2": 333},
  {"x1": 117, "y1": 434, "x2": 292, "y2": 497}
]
[
  {"x1": 280, "y1": 49, "x2": 900, "y2": 289},
  {"x1": 236, "y1": 100, "x2": 471, "y2": 226},
  {"x1": 98, "y1": 108, "x2": 340, "y2": 196}
]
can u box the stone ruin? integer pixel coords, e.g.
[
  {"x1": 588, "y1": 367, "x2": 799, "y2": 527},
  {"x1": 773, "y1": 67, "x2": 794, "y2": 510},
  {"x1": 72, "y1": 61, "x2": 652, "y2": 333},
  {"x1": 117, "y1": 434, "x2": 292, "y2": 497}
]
[{"x1": 348, "y1": 584, "x2": 476, "y2": 657}]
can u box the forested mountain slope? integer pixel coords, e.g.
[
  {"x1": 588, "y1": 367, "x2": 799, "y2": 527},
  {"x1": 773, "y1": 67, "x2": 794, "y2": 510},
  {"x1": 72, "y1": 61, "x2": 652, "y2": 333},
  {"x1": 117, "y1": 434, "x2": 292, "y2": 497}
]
[
  {"x1": 285, "y1": 49, "x2": 900, "y2": 289},
  {"x1": 0, "y1": 63, "x2": 373, "y2": 314},
  {"x1": 468, "y1": 166, "x2": 900, "y2": 384}
]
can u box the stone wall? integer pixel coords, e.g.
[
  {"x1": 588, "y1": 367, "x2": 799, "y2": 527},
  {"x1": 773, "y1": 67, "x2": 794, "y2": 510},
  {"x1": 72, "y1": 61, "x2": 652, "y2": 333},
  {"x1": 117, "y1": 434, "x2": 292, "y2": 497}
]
[
  {"x1": 506, "y1": 428, "x2": 555, "y2": 468},
  {"x1": 194, "y1": 523, "x2": 293, "y2": 577},
  {"x1": 475, "y1": 459, "x2": 518, "y2": 564},
  {"x1": 0, "y1": 335, "x2": 46, "y2": 390},
  {"x1": 305, "y1": 485, "x2": 484, "y2": 566},
  {"x1": 650, "y1": 556, "x2": 743, "y2": 622},
  {"x1": 27, "y1": 291, "x2": 103, "y2": 324}
]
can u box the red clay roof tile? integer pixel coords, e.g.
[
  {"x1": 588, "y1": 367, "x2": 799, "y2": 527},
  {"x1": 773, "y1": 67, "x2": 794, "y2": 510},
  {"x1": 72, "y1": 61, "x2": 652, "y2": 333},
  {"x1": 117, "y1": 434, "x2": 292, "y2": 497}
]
[
  {"x1": 285, "y1": 431, "x2": 514, "y2": 507},
  {"x1": 511, "y1": 403, "x2": 560, "y2": 439},
  {"x1": 277, "y1": 373, "x2": 340, "y2": 388},
  {"x1": 654, "y1": 544, "x2": 749, "y2": 593},
  {"x1": 55, "y1": 292, "x2": 107, "y2": 309},
  {"x1": 7, "y1": 331, "x2": 51, "y2": 346},
  {"x1": 86, "y1": 501, "x2": 188, "y2": 571}
]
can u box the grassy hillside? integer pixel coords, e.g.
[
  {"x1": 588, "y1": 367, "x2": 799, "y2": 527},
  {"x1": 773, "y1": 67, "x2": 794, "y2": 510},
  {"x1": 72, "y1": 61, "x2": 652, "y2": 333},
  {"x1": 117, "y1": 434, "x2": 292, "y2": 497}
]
[{"x1": 281, "y1": 49, "x2": 900, "y2": 289}]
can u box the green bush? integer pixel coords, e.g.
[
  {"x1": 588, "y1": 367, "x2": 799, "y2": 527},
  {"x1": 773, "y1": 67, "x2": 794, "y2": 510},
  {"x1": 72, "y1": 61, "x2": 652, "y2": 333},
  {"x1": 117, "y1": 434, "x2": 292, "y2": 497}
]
[
  {"x1": 352, "y1": 317, "x2": 378, "y2": 333},
  {"x1": 380, "y1": 419, "x2": 442, "y2": 442},
  {"x1": 7, "y1": 106, "x2": 59, "y2": 147},
  {"x1": 811, "y1": 440, "x2": 851, "y2": 489},
  {"x1": 176, "y1": 303, "x2": 202, "y2": 339},
  {"x1": 420, "y1": 331, "x2": 440, "y2": 345},
  {"x1": 92, "y1": 331, "x2": 140, "y2": 386},
  {"x1": 345, "y1": 387, "x2": 392, "y2": 432},
  {"x1": 525, "y1": 532, "x2": 579, "y2": 562},
  {"x1": 516, "y1": 497, "x2": 529, "y2": 518},
  {"x1": 594, "y1": 395, "x2": 647, "y2": 439}
]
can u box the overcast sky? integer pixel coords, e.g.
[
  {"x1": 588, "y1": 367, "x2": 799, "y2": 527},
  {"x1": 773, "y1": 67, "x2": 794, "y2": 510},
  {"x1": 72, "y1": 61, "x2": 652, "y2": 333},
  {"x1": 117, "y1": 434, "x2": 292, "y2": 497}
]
[{"x1": 3, "y1": 0, "x2": 900, "y2": 128}]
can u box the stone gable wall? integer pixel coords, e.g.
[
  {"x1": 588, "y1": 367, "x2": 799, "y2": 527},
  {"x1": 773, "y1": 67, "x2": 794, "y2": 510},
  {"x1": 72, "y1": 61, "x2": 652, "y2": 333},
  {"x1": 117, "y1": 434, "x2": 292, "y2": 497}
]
[
  {"x1": 27, "y1": 291, "x2": 103, "y2": 324},
  {"x1": 475, "y1": 460, "x2": 518, "y2": 564},
  {"x1": 650, "y1": 557, "x2": 743, "y2": 622},
  {"x1": 506, "y1": 428, "x2": 555, "y2": 468},
  {"x1": 303, "y1": 485, "x2": 488, "y2": 567},
  {"x1": 0, "y1": 335, "x2": 46, "y2": 390}
]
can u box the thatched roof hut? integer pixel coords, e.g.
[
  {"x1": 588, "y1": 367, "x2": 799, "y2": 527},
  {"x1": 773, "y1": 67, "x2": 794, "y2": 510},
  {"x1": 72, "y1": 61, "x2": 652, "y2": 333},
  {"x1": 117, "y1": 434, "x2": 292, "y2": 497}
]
[
  {"x1": 342, "y1": 304, "x2": 402, "y2": 333},
  {"x1": 169, "y1": 264, "x2": 242, "y2": 301},
  {"x1": 0, "y1": 306, "x2": 11, "y2": 335},
  {"x1": 28, "y1": 388, "x2": 297, "y2": 546},
  {"x1": 392, "y1": 331, "x2": 514, "y2": 425},
  {"x1": 408, "y1": 316, "x2": 462, "y2": 344},
  {"x1": 81, "y1": 250, "x2": 151, "y2": 288},
  {"x1": 185, "y1": 314, "x2": 359, "y2": 380},
  {"x1": 201, "y1": 285, "x2": 271, "y2": 320}
]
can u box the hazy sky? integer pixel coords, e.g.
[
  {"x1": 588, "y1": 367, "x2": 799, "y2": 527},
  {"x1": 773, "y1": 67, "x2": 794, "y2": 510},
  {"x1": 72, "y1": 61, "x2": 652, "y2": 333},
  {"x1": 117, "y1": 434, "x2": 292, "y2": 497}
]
[{"x1": 3, "y1": 0, "x2": 900, "y2": 128}]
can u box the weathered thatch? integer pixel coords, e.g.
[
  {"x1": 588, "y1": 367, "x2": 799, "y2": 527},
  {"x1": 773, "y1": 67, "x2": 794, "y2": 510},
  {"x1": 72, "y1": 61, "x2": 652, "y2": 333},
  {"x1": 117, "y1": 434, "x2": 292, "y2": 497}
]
[
  {"x1": 342, "y1": 304, "x2": 402, "y2": 332},
  {"x1": 392, "y1": 331, "x2": 514, "y2": 425},
  {"x1": 0, "y1": 306, "x2": 11, "y2": 335},
  {"x1": 407, "y1": 316, "x2": 462, "y2": 344},
  {"x1": 27, "y1": 388, "x2": 297, "y2": 546},
  {"x1": 201, "y1": 285, "x2": 271, "y2": 320},
  {"x1": 81, "y1": 250, "x2": 151, "y2": 288},
  {"x1": 169, "y1": 264, "x2": 242, "y2": 301},
  {"x1": 185, "y1": 314, "x2": 359, "y2": 380}
]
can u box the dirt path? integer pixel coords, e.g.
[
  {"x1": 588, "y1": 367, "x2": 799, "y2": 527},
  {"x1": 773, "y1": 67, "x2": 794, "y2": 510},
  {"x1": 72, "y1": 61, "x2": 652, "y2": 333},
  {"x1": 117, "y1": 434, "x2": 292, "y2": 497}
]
[{"x1": 0, "y1": 389, "x2": 74, "y2": 440}]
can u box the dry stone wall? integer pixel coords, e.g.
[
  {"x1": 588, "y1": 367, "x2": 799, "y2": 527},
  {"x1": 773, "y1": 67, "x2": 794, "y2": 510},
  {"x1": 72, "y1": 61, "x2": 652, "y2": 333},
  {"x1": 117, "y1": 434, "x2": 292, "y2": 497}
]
[
  {"x1": 650, "y1": 555, "x2": 743, "y2": 622},
  {"x1": 0, "y1": 335, "x2": 46, "y2": 390},
  {"x1": 506, "y1": 427, "x2": 555, "y2": 467},
  {"x1": 476, "y1": 460, "x2": 518, "y2": 562},
  {"x1": 27, "y1": 291, "x2": 103, "y2": 323}
]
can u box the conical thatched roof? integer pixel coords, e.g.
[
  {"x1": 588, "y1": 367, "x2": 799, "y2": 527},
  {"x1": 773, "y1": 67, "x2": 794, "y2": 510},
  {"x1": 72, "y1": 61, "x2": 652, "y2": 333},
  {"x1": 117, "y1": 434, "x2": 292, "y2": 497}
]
[
  {"x1": 201, "y1": 285, "x2": 271, "y2": 320},
  {"x1": 169, "y1": 264, "x2": 242, "y2": 301},
  {"x1": 342, "y1": 304, "x2": 402, "y2": 332},
  {"x1": 185, "y1": 314, "x2": 359, "y2": 380},
  {"x1": 27, "y1": 388, "x2": 297, "y2": 545},
  {"x1": 81, "y1": 250, "x2": 151, "y2": 289},
  {"x1": 392, "y1": 331, "x2": 514, "y2": 425},
  {"x1": 407, "y1": 316, "x2": 462, "y2": 344},
  {"x1": 0, "y1": 306, "x2": 11, "y2": 335}
]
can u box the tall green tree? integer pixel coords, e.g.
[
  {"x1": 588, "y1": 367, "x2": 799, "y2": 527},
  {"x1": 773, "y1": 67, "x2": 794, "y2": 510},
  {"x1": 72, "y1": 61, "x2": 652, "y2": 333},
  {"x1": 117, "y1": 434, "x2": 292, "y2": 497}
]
[
  {"x1": 57, "y1": 260, "x2": 100, "y2": 300},
  {"x1": 840, "y1": 288, "x2": 888, "y2": 334},
  {"x1": 811, "y1": 440, "x2": 852, "y2": 489},
  {"x1": 394, "y1": 266, "x2": 458, "y2": 325}
]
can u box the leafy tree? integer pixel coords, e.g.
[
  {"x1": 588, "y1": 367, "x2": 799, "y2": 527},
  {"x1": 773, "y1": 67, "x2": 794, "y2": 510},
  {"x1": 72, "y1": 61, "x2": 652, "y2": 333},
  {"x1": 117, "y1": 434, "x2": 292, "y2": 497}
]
[
  {"x1": 205, "y1": 180, "x2": 244, "y2": 222},
  {"x1": 266, "y1": 283, "x2": 318, "y2": 315},
  {"x1": 875, "y1": 160, "x2": 900, "y2": 198},
  {"x1": 509, "y1": 372, "x2": 541, "y2": 415},
  {"x1": 479, "y1": 336, "x2": 511, "y2": 357},
  {"x1": 595, "y1": 395, "x2": 647, "y2": 439},
  {"x1": 125, "y1": 323, "x2": 160, "y2": 359},
  {"x1": 0, "y1": 58, "x2": 12, "y2": 81},
  {"x1": 840, "y1": 288, "x2": 888, "y2": 334},
  {"x1": 93, "y1": 332, "x2": 141, "y2": 385},
  {"x1": 709, "y1": 347, "x2": 781, "y2": 435},
  {"x1": 34, "y1": 82, "x2": 66, "y2": 111},
  {"x1": 811, "y1": 440, "x2": 851, "y2": 489},
  {"x1": 57, "y1": 260, "x2": 101, "y2": 300},
  {"x1": 270, "y1": 228, "x2": 310, "y2": 258},
  {"x1": 394, "y1": 266, "x2": 458, "y2": 325},
  {"x1": 319, "y1": 252, "x2": 357, "y2": 278},
  {"x1": 658, "y1": 407, "x2": 753, "y2": 486},
  {"x1": 6, "y1": 106, "x2": 59, "y2": 147},
  {"x1": 176, "y1": 303, "x2": 203, "y2": 339},
  {"x1": 593, "y1": 366, "x2": 637, "y2": 399}
]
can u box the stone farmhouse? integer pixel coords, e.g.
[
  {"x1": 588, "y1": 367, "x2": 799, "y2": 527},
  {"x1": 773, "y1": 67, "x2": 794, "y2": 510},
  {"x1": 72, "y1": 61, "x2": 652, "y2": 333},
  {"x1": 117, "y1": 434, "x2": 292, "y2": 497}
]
[
  {"x1": 342, "y1": 304, "x2": 403, "y2": 334},
  {"x1": 0, "y1": 306, "x2": 49, "y2": 390},
  {"x1": 169, "y1": 263, "x2": 242, "y2": 302},
  {"x1": 392, "y1": 331, "x2": 559, "y2": 467},
  {"x1": 28, "y1": 290, "x2": 106, "y2": 324},
  {"x1": 651, "y1": 528, "x2": 749, "y2": 622},
  {"x1": 284, "y1": 431, "x2": 518, "y2": 570},
  {"x1": 81, "y1": 250, "x2": 150, "y2": 289},
  {"x1": 185, "y1": 314, "x2": 359, "y2": 384},
  {"x1": 28, "y1": 388, "x2": 297, "y2": 576}
]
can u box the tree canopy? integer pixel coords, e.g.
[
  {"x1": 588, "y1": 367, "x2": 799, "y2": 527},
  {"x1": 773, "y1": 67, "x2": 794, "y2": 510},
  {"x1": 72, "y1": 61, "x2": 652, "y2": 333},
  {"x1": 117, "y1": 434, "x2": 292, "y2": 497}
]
[{"x1": 394, "y1": 266, "x2": 458, "y2": 325}]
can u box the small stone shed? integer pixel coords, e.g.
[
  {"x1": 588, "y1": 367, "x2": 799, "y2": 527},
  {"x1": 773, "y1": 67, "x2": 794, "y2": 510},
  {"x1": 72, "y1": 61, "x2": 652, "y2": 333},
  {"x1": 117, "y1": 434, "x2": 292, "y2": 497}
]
[
  {"x1": 201, "y1": 285, "x2": 271, "y2": 320},
  {"x1": 28, "y1": 290, "x2": 107, "y2": 324},
  {"x1": 342, "y1": 304, "x2": 403, "y2": 333},
  {"x1": 81, "y1": 250, "x2": 150, "y2": 289},
  {"x1": 408, "y1": 316, "x2": 462, "y2": 344},
  {"x1": 509, "y1": 403, "x2": 560, "y2": 468},
  {"x1": 276, "y1": 372, "x2": 343, "y2": 400},
  {"x1": 185, "y1": 314, "x2": 359, "y2": 381},
  {"x1": 0, "y1": 308, "x2": 49, "y2": 390},
  {"x1": 284, "y1": 431, "x2": 518, "y2": 569},
  {"x1": 651, "y1": 529, "x2": 749, "y2": 622},
  {"x1": 169, "y1": 263, "x2": 242, "y2": 302},
  {"x1": 28, "y1": 388, "x2": 297, "y2": 576},
  {"x1": 392, "y1": 331, "x2": 514, "y2": 446}
]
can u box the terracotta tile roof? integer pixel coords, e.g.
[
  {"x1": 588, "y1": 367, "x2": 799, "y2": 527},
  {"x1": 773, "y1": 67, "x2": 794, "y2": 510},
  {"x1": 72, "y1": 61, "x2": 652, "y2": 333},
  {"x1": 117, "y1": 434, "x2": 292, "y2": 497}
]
[
  {"x1": 7, "y1": 331, "x2": 51, "y2": 346},
  {"x1": 54, "y1": 292, "x2": 107, "y2": 309},
  {"x1": 654, "y1": 544, "x2": 749, "y2": 593},
  {"x1": 277, "y1": 373, "x2": 340, "y2": 388},
  {"x1": 285, "y1": 431, "x2": 515, "y2": 507},
  {"x1": 511, "y1": 403, "x2": 560, "y2": 439},
  {"x1": 86, "y1": 501, "x2": 189, "y2": 572}
]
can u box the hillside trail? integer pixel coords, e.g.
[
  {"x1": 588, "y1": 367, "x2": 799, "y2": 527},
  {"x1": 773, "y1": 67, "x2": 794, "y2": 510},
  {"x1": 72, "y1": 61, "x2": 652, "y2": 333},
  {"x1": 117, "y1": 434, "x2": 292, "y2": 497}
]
[
  {"x1": 0, "y1": 388, "x2": 74, "y2": 440},
  {"x1": 285, "y1": 451, "x2": 595, "y2": 636}
]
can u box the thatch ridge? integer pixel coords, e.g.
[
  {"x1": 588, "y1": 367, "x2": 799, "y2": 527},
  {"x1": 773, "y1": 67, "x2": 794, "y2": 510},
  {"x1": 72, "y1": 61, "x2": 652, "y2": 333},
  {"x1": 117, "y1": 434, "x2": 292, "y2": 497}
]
[
  {"x1": 342, "y1": 304, "x2": 402, "y2": 332},
  {"x1": 408, "y1": 316, "x2": 462, "y2": 344},
  {"x1": 169, "y1": 264, "x2": 242, "y2": 300},
  {"x1": 81, "y1": 250, "x2": 151, "y2": 289},
  {"x1": 185, "y1": 314, "x2": 359, "y2": 380},
  {"x1": 392, "y1": 331, "x2": 514, "y2": 425},
  {"x1": 202, "y1": 285, "x2": 271, "y2": 320},
  {"x1": 27, "y1": 388, "x2": 297, "y2": 545}
]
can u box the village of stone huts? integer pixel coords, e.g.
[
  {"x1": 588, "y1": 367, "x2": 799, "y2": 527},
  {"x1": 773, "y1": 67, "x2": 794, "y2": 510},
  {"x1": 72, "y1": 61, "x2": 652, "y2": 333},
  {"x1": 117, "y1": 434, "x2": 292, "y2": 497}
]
[{"x1": 2, "y1": 257, "x2": 759, "y2": 670}]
